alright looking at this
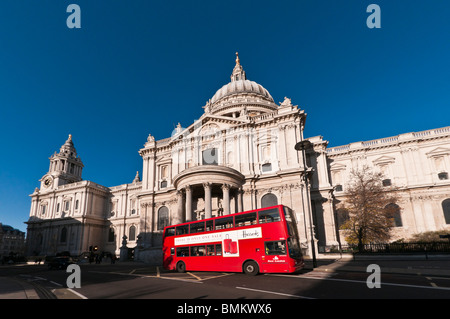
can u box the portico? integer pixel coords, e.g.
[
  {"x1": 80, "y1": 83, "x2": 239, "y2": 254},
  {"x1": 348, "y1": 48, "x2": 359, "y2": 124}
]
[{"x1": 173, "y1": 165, "x2": 245, "y2": 223}]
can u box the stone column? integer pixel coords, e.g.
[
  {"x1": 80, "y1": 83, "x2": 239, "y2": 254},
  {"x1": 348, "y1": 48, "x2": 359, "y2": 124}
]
[
  {"x1": 175, "y1": 190, "x2": 184, "y2": 224},
  {"x1": 237, "y1": 187, "x2": 243, "y2": 213},
  {"x1": 203, "y1": 182, "x2": 212, "y2": 219},
  {"x1": 222, "y1": 184, "x2": 231, "y2": 215},
  {"x1": 185, "y1": 185, "x2": 192, "y2": 222}
]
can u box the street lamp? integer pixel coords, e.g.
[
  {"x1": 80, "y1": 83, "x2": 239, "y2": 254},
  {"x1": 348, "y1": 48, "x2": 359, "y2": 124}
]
[{"x1": 295, "y1": 138, "x2": 317, "y2": 268}]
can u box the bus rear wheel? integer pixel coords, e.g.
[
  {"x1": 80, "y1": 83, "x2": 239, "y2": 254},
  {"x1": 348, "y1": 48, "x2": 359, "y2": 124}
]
[
  {"x1": 176, "y1": 261, "x2": 186, "y2": 273},
  {"x1": 243, "y1": 261, "x2": 259, "y2": 276}
]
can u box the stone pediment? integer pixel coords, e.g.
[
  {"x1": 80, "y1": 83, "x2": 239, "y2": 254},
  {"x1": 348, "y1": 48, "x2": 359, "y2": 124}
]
[
  {"x1": 329, "y1": 162, "x2": 346, "y2": 171},
  {"x1": 373, "y1": 155, "x2": 396, "y2": 164},
  {"x1": 172, "y1": 115, "x2": 249, "y2": 142},
  {"x1": 155, "y1": 155, "x2": 171, "y2": 163},
  {"x1": 426, "y1": 147, "x2": 450, "y2": 157}
]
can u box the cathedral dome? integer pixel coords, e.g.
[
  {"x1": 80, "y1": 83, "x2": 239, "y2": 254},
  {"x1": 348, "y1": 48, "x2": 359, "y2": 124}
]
[
  {"x1": 205, "y1": 53, "x2": 277, "y2": 117},
  {"x1": 210, "y1": 79, "x2": 274, "y2": 105}
]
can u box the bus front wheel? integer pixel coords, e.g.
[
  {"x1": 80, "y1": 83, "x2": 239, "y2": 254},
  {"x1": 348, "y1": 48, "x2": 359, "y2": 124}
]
[
  {"x1": 243, "y1": 261, "x2": 259, "y2": 276},
  {"x1": 176, "y1": 261, "x2": 186, "y2": 273}
]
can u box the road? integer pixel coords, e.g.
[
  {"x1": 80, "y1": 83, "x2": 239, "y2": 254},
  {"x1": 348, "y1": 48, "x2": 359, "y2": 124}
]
[{"x1": 2, "y1": 260, "x2": 450, "y2": 302}]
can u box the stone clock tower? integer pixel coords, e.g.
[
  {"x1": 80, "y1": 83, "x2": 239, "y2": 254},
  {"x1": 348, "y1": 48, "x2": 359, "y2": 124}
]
[{"x1": 40, "y1": 134, "x2": 84, "y2": 190}]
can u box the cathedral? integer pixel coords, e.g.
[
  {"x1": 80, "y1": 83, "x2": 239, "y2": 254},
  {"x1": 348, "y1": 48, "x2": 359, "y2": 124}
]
[{"x1": 26, "y1": 54, "x2": 450, "y2": 261}]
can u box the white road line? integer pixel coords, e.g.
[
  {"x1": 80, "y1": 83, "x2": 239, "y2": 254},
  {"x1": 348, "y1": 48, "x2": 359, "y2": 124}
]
[
  {"x1": 88, "y1": 270, "x2": 204, "y2": 284},
  {"x1": 269, "y1": 274, "x2": 450, "y2": 291},
  {"x1": 236, "y1": 286, "x2": 315, "y2": 299},
  {"x1": 187, "y1": 272, "x2": 202, "y2": 280},
  {"x1": 67, "y1": 288, "x2": 88, "y2": 299}
]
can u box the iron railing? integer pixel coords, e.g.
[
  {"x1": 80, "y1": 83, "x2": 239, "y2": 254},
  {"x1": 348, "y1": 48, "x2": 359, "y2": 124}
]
[{"x1": 319, "y1": 242, "x2": 450, "y2": 254}]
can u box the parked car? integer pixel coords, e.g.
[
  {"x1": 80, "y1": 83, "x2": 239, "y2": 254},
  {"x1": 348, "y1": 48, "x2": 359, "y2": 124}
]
[{"x1": 48, "y1": 256, "x2": 74, "y2": 270}]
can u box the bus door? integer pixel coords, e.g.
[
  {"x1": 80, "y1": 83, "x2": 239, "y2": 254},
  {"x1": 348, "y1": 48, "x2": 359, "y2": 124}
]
[{"x1": 261, "y1": 240, "x2": 289, "y2": 273}]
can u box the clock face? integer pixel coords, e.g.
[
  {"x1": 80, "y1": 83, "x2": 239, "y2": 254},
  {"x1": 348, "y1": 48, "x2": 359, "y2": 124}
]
[{"x1": 43, "y1": 176, "x2": 53, "y2": 188}]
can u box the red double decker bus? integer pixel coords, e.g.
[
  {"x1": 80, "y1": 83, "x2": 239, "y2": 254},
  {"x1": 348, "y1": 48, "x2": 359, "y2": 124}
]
[{"x1": 162, "y1": 205, "x2": 304, "y2": 275}]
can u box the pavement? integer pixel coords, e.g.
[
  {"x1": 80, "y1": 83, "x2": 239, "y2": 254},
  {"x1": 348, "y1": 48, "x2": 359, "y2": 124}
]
[
  {"x1": 303, "y1": 254, "x2": 450, "y2": 277},
  {"x1": 0, "y1": 276, "x2": 40, "y2": 299},
  {"x1": 1, "y1": 254, "x2": 449, "y2": 299}
]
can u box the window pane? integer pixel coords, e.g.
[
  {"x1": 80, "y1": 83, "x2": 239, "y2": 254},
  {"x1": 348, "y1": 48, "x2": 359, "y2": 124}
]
[
  {"x1": 176, "y1": 247, "x2": 189, "y2": 257},
  {"x1": 158, "y1": 206, "x2": 169, "y2": 230},
  {"x1": 190, "y1": 222, "x2": 205, "y2": 233},
  {"x1": 164, "y1": 227, "x2": 175, "y2": 237},
  {"x1": 108, "y1": 228, "x2": 115, "y2": 242},
  {"x1": 176, "y1": 225, "x2": 189, "y2": 235},
  {"x1": 207, "y1": 245, "x2": 215, "y2": 256},
  {"x1": 442, "y1": 199, "x2": 450, "y2": 224},
  {"x1": 190, "y1": 245, "x2": 206, "y2": 256},
  {"x1": 235, "y1": 212, "x2": 257, "y2": 227},
  {"x1": 205, "y1": 220, "x2": 214, "y2": 231},
  {"x1": 265, "y1": 241, "x2": 287, "y2": 255},
  {"x1": 261, "y1": 193, "x2": 278, "y2": 208},
  {"x1": 129, "y1": 226, "x2": 136, "y2": 241},
  {"x1": 215, "y1": 216, "x2": 233, "y2": 230},
  {"x1": 258, "y1": 208, "x2": 281, "y2": 223},
  {"x1": 215, "y1": 244, "x2": 222, "y2": 256}
]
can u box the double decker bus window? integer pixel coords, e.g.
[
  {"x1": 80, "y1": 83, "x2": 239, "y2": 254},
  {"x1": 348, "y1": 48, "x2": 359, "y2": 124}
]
[
  {"x1": 235, "y1": 212, "x2": 257, "y2": 227},
  {"x1": 215, "y1": 243, "x2": 222, "y2": 256},
  {"x1": 265, "y1": 241, "x2": 287, "y2": 255},
  {"x1": 207, "y1": 245, "x2": 215, "y2": 256},
  {"x1": 258, "y1": 208, "x2": 281, "y2": 223},
  {"x1": 287, "y1": 237, "x2": 302, "y2": 258},
  {"x1": 176, "y1": 225, "x2": 189, "y2": 235},
  {"x1": 191, "y1": 245, "x2": 206, "y2": 256},
  {"x1": 206, "y1": 220, "x2": 214, "y2": 231},
  {"x1": 165, "y1": 227, "x2": 175, "y2": 237},
  {"x1": 215, "y1": 216, "x2": 233, "y2": 230},
  {"x1": 190, "y1": 222, "x2": 205, "y2": 233},
  {"x1": 176, "y1": 246, "x2": 189, "y2": 257}
]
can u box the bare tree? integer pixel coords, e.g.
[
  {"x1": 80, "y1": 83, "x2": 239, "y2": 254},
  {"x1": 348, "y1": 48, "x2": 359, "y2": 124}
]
[{"x1": 338, "y1": 165, "x2": 399, "y2": 251}]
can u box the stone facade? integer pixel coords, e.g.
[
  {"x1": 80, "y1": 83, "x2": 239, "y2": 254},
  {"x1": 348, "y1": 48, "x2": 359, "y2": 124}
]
[{"x1": 26, "y1": 54, "x2": 450, "y2": 260}]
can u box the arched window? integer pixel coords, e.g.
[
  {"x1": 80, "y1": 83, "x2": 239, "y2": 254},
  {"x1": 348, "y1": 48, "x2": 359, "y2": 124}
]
[
  {"x1": 158, "y1": 206, "x2": 169, "y2": 230},
  {"x1": 60, "y1": 227, "x2": 67, "y2": 243},
  {"x1": 336, "y1": 208, "x2": 350, "y2": 228},
  {"x1": 385, "y1": 203, "x2": 402, "y2": 227},
  {"x1": 129, "y1": 226, "x2": 136, "y2": 241},
  {"x1": 261, "y1": 193, "x2": 278, "y2": 208},
  {"x1": 442, "y1": 199, "x2": 450, "y2": 224},
  {"x1": 108, "y1": 227, "x2": 115, "y2": 242}
]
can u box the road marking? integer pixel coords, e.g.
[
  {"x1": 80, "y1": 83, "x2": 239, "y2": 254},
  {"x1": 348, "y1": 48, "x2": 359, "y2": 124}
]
[
  {"x1": 88, "y1": 270, "x2": 203, "y2": 284},
  {"x1": 67, "y1": 288, "x2": 88, "y2": 299},
  {"x1": 187, "y1": 272, "x2": 202, "y2": 280},
  {"x1": 236, "y1": 286, "x2": 315, "y2": 299},
  {"x1": 269, "y1": 274, "x2": 450, "y2": 291},
  {"x1": 199, "y1": 273, "x2": 234, "y2": 281}
]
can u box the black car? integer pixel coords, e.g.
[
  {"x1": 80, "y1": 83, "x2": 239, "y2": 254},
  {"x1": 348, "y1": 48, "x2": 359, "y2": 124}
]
[{"x1": 48, "y1": 257, "x2": 74, "y2": 270}]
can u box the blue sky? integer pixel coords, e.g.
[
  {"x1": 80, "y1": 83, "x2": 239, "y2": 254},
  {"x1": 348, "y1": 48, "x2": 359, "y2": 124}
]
[{"x1": 0, "y1": 1, "x2": 449, "y2": 233}]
